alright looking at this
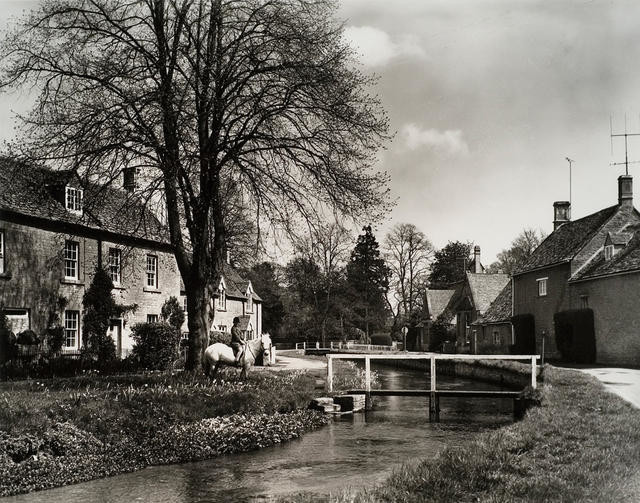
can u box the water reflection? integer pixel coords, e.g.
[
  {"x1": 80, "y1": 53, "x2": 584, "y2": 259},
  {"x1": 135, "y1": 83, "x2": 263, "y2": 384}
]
[{"x1": 4, "y1": 364, "x2": 514, "y2": 503}]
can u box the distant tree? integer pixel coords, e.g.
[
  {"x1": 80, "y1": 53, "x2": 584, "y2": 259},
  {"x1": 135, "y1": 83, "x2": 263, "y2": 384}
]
[
  {"x1": 82, "y1": 268, "x2": 131, "y2": 361},
  {"x1": 244, "y1": 262, "x2": 285, "y2": 335},
  {"x1": 487, "y1": 228, "x2": 546, "y2": 275},
  {"x1": 384, "y1": 223, "x2": 434, "y2": 334},
  {"x1": 428, "y1": 241, "x2": 473, "y2": 288},
  {"x1": 346, "y1": 225, "x2": 390, "y2": 340},
  {"x1": 293, "y1": 222, "x2": 353, "y2": 345}
]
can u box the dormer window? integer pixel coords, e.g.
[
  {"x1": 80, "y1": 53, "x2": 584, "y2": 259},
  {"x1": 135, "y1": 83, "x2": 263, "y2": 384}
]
[
  {"x1": 65, "y1": 186, "x2": 83, "y2": 213},
  {"x1": 604, "y1": 244, "x2": 615, "y2": 261}
]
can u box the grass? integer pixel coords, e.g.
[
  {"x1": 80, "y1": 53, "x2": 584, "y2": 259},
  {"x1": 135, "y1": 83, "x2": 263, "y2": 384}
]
[{"x1": 282, "y1": 365, "x2": 640, "y2": 502}]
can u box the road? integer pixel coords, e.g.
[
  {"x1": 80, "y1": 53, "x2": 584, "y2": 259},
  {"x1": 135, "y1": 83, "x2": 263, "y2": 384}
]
[{"x1": 578, "y1": 367, "x2": 640, "y2": 409}]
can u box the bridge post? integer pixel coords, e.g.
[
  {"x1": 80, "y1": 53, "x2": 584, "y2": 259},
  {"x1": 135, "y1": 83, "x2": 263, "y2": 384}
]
[
  {"x1": 365, "y1": 356, "x2": 372, "y2": 410},
  {"x1": 531, "y1": 356, "x2": 537, "y2": 389},
  {"x1": 327, "y1": 356, "x2": 333, "y2": 392},
  {"x1": 429, "y1": 355, "x2": 439, "y2": 421}
]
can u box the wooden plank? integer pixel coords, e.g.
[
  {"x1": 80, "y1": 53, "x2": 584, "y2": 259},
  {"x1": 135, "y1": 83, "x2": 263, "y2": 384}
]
[{"x1": 326, "y1": 356, "x2": 333, "y2": 392}]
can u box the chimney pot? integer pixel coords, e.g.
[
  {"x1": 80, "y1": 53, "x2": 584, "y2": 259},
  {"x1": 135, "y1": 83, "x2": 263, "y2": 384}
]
[
  {"x1": 473, "y1": 245, "x2": 482, "y2": 273},
  {"x1": 553, "y1": 201, "x2": 571, "y2": 231},
  {"x1": 618, "y1": 175, "x2": 633, "y2": 208}
]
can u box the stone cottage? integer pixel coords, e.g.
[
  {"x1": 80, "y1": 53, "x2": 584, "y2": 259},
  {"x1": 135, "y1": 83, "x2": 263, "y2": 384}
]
[
  {"x1": 513, "y1": 175, "x2": 640, "y2": 365},
  {"x1": 0, "y1": 159, "x2": 261, "y2": 357}
]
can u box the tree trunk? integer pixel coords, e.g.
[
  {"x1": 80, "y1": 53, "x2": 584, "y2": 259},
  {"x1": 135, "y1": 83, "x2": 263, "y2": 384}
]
[{"x1": 185, "y1": 277, "x2": 211, "y2": 372}]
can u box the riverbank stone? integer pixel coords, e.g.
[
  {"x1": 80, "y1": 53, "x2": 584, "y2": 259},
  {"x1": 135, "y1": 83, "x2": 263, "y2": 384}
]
[{"x1": 333, "y1": 394, "x2": 365, "y2": 412}]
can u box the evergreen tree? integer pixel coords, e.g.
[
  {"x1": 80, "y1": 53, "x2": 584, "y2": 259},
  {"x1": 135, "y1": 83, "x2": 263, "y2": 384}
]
[
  {"x1": 346, "y1": 225, "x2": 390, "y2": 339},
  {"x1": 428, "y1": 241, "x2": 473, "y2": 288},
  {"x1": 82, "y1": 267, "x2": 129, "y2": 361},
  {"x1": 245, "y1": 262, "x2": 285, "y2": 336}
]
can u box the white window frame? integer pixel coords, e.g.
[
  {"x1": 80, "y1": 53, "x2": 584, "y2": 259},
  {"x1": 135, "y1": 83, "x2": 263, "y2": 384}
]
[
  {"x1": 537, "y1": 277, "x2": 548, "y2": 297},
  {"x1": 108, "y1": 247, "x2": 121, "y2": 285},
  {"x1": 147, "y1": 314, "x2": 159, "y2": 323},
  {"x1": 65, "y1": 186, "x2": 83, "y2": 213},
  {"x1": 146, "y1": 254, "x2": 158, "y2": 289},
  {"x1": 0, "y1": 230, "x2": 4, "y2": 274},
  {"x1": 64, "y1": 310, "x2": 80, "y2": 350},
  {"x1": 493, "y1": 330, "x2": 500, "y2": 345},
  {"x1": 182, "y1": 296, "x2": 187, "y2": 313},
  {"x1": 604, "y1": 244, "x2": 614, "y2": 261},
  {"x1": 64, "y1": 240, "x2": 79, "y2": 280}
]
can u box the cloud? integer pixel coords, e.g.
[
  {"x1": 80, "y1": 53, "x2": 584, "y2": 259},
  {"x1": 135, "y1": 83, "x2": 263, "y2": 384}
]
[
  {"x1": 343, "y1": 26, "x2": 425, "y2": 67},
  {"x1": 401, "y1": 123, "x2": 470, "y2": 157}
]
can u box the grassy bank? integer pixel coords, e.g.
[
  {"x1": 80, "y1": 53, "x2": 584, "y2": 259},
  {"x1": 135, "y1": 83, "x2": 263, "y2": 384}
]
[
  {"x1": 283, "y1": 365, "x2": 640, "y2": 502},
  {"x1": 0, "y1": 368, "x2": 331, "y2": 497}
]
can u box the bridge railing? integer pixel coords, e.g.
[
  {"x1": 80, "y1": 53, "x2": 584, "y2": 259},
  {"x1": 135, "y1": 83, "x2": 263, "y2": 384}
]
[{"x1": 325, "y1": 353, "x2": 541, "y2": 393}]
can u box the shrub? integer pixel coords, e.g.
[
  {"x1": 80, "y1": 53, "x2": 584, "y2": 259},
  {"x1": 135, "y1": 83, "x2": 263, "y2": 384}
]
[
  {"x1": 511, "y1": 313, "x2": 536, "y2": 354},
  {"x1": 429, "y1": 318, "x2": 455, "y2": 352},
  {"x1": 161, "y1": 296, "x2": 185, "y2": 331},
  {"x1": 130, "y1": 322, "x2": 180, "y2": 370},
  {"x1": 370, "y1": 333, "x2": 392, "y2": 346},
  {"x1": 44, "y1": 326, "x2": 65, "y2": 356},
  {"x1": 82, "y1": 267, "x2": 128, "y2": 362},
  {"x1": 210, "y1": 330, "x2": 231, "y2": 345},
  {"x1": 554, "y1": 309, "x2": 596, "y2": 363},
  {"x1": 16, "y1": 330, "x2": 39, "y2": 345}
]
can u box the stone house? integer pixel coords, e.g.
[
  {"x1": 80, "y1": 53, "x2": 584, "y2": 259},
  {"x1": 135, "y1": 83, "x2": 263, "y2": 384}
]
[
  {"x1": 471, "y1": 281, "x2": 513, "y2": 354},
  {"x1": 0, "y1": 159, "x2": 261, "y2": 358},
  {"x1": 513, "y1": 175, "x2": 640, "y2": 365},
  {"x1": 416, "y1": 288, "x2": 456, "y2": 351}
]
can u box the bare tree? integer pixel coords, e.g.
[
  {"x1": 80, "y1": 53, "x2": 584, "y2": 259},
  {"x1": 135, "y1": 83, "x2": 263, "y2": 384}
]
[
  {"x1": 293, "y1": 222, "x2": 352, "y2": 346},
  {"x1": 384, "y1": 223, "x2": 433, "y2": 331},
  {"x1": 487, "y1": 228, "x2": 546, "y2": 275},
  {"x1": 0, "y1": 0, "x2": 390, "y2": 370}
]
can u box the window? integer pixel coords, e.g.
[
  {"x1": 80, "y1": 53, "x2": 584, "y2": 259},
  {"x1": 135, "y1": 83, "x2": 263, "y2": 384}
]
[
  {"x1": 493, "y1": 331, "x2": 501, "y2": 345},
  {"x1": 182, "y1": 296, "x2": 187, "y2": 312},
  {"x1": 217, "y1": 280, "x2": 226, "y2": 310},
  {"x1": 146, "y1": 254, "x2": 158, "y2": 288},
  {"x1": 580, "y1": 295, "x2": 589, "y2": 309},
  {"x1": 604, "y1": 244, "x2": 614, "y2": 261},
  {"x1": 64, "y1": 240, "x2": 79, "y2": 280},
  {"x1": 65, "y1": 186, "x2": 83, "y2": 213},
  {"x1": 246, "y1": 293, "x2": 253, "y2": 313},
  {"x1": 0, "y1": 230, "x2": 4, "y2": 274},
  {"x1": 108, "y1": 248, "x2": 121, "y2": 285},
  {"x1": 64, "y1": 310, "x2": 79, "y2": 349},
  {"x1": 147, "y1": 314, "x2": 159, "y2": 323},
  {"x1": 218, "y1": 325, "x2": 227, "y2": 332},
  {"x1": 537, "y1": 277, "x2": 548, "y2": 297}
]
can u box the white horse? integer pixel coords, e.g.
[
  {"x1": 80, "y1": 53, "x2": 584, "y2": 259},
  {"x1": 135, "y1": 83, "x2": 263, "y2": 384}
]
[{"x1": 203, "y1": 333, "x2": 272, "y2": 379}]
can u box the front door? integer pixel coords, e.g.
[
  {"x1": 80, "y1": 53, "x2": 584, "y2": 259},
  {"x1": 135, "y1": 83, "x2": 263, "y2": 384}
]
[{"x1": 108, "y1": 319, "x2": 123, "y2": 359}]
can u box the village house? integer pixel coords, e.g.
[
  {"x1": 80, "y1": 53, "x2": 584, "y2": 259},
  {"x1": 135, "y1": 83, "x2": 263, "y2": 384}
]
[
  {"x1": 449, "y1": 246, "x2": 510, "y2": 353},
  {"x1": 513, "y1": 175, "x2": 640, "y2": 365},
  {"x1": 0, "y1": 159, "x2": 261, "y2": 358},
  {"x1": 415, "y1": 287, "x2": 456, "y2": 351},
  {"x1": 471, "y1": 281, "x2": 513, "y2": 354}
]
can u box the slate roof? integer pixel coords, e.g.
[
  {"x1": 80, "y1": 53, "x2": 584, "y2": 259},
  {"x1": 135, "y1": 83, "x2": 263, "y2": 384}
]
[
  {"x1": 0, "y1": 158, "x2": 169, "y2": 244},
  {"x1": 571, "y1": 232, "x2": 640, "y2": 281},
  {"x1": 514, "y1": 205, "x2": 618, "y2": 275},
  {"x1": 474, "y1": 282, "x2": 512, "y2": 325},
  {"x1": 425, "y1": 289, "x2": 456, "y2": 320},
  {"x1": 220, "y1": 262, "x2": 262, "y2": 301},
  {"x1": 466, "y1": 272, "x2": 510, "y2": 313}
]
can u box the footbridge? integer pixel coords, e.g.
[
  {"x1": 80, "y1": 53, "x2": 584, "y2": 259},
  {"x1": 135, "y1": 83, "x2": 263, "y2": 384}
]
[{"x1": 326, "y1": 353, "x2": 541, "y2": 421}]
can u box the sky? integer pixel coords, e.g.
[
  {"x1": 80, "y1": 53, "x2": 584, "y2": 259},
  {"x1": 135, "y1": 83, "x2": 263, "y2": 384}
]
[{"x1": 2, "y1": 1, "x2": 640, "y2": 264}]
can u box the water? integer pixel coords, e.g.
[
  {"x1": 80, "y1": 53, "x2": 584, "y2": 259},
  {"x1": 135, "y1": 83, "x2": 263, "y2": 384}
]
[{"x1": 4, "y1": 364, "x2": 515, "y2": 502}]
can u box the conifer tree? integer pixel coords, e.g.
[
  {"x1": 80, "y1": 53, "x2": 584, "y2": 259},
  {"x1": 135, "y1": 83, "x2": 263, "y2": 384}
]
[{"x1": 346, "y1": 225, "x2": 390, "y2": 339}]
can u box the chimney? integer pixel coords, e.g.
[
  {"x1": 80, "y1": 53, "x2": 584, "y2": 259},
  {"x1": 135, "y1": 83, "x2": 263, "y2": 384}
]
[
  {"x1": 473, "y1": 245, "x2": 482, "y2": 273},
  {"x1": 618, "y1": 175, "x2": 633, "y2": 208},
  {"x1": 123, "y1": 167, "x2": 136, "y2": 192},
  {"x1": 553, "y1": 201, "x2": 571, "y2": 231}
]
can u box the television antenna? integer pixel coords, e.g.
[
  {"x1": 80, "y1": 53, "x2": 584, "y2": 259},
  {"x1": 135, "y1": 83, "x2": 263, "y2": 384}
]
[
  {"x1": 565, "y1": 157, "x2": 574, "y2": 205},
  {"x1": 610, "y1": 114, "x2": 640, "y2": 176}
]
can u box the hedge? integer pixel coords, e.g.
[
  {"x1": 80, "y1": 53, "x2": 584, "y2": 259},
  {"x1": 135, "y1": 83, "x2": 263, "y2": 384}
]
[{"x1": 554, "y1": 308, "x2": 596, "y2": 363}]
